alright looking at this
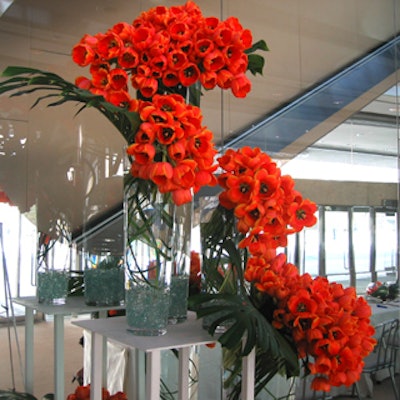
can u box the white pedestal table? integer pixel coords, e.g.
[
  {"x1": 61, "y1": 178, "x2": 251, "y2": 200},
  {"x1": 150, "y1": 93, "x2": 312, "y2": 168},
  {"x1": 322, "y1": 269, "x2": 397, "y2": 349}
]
[
  {"x1": 73, "y1": 313, "x2": 249, "y2": 400},
  {"x1": 13, "y1": 296, "x2": 125, "y2": 400}
]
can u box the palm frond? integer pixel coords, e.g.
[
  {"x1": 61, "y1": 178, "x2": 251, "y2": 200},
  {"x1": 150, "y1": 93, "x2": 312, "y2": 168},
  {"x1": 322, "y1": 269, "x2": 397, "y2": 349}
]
[
  {"x1": 0, "y1": 66, "x2": 140, "y2": 144},
  {"x1": 0, "y1": 390, "x2": 38, "y2": 400}
]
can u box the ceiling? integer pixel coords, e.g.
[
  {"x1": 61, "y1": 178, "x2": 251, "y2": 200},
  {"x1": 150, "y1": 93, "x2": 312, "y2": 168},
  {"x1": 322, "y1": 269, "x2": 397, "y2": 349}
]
[{"x1": 0, "y1": 0, "x2": 399, "y2": 252}]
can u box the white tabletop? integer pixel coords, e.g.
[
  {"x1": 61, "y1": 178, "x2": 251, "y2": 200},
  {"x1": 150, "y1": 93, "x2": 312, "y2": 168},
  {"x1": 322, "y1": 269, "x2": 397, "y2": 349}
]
[
  {"x1": 73, "y1": 312, "x2": 217, "y2": 352},
  {"x1": 368, "y1": 299, "x2": 400, "y2": 325},
  {"x1": 13, "y1": 296, "x2": 125, "y2": 315}
]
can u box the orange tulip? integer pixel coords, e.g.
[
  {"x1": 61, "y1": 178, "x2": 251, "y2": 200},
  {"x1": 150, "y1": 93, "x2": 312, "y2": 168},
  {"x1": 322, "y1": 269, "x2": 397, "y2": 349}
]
[
  {"x1": 231, "y1": 73, "x2": 251, "y2": 98},
  {"x1": 72, "y1": 43, "x2": 96, "y2": 66},
  {"x1": 149, "y1": 162, "x2": 174, "y2": 186}
]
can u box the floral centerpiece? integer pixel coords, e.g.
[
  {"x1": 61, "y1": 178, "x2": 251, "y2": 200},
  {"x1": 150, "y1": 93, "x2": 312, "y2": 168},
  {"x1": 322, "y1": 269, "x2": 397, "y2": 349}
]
[
  {"x1": 70, "y1": 0, "x2": 268, "y2": 335},
  {"x1": 0, "y1": 0, "x2": 376, "y2": 396},
  {"x1": 366, "y1": 280, "x2": 399, "y2": 301}
]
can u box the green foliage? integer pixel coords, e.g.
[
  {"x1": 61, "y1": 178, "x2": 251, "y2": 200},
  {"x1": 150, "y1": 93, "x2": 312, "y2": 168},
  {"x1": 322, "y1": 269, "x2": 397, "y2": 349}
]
[
  {"x1": 189, "y1": 204, "x2": 299, "y2": 396},
  {"x1": 246, "y1": 39, "x2": 269, "y2": 75},
  {"x1": 0, "y1": 390, "x2": 38, "y2": 400},
  {"x1": 0, "y1": 66, "x2": 140, "y2": 145},
  {"x1": 371, "y1": 281, "x2": 399, "y2": 301},
  {"x1": 124, "y1": 174, "x2": 174, "y2": 286}
]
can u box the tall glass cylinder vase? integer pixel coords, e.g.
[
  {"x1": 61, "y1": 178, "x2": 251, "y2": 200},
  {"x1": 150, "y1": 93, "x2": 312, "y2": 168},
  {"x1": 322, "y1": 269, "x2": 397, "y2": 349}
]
[
  {"x1": 168, "y1": 200, "x2": 193, "y2": 324},
  {"x1": 124, "y1": 176, "x2": 174, "y2": 336}
]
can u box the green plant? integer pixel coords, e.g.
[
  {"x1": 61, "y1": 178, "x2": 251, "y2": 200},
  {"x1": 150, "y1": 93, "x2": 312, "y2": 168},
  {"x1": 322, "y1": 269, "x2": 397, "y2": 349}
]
[{"x1": 0, "y1": 390, "x2": 37, "y2": 400}]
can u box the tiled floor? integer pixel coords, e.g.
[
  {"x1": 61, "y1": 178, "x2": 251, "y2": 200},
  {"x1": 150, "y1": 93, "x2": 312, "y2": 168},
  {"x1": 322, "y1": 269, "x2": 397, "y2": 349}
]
[
  {"x1": 0, "y1": 316, "x2": 85, "y2": 399},
  {"x1": 0, "y1": 316, "x2": 398, "y2": 399}
]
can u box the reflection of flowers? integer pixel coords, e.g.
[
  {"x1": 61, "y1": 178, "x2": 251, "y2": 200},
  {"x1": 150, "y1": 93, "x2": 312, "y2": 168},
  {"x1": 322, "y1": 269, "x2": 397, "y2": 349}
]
[
  {"x1": 0, "y1": 186, "x2": 12, "y2": 205},
  {"x1": 189, "y1": 250, "x2": 201, "y2": 294}
]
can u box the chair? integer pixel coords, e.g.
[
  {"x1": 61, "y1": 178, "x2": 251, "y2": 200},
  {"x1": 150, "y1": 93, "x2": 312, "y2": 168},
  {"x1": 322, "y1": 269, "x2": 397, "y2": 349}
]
[{"x1": 354, "y1": 318, "x2": 399, "y2": 400}]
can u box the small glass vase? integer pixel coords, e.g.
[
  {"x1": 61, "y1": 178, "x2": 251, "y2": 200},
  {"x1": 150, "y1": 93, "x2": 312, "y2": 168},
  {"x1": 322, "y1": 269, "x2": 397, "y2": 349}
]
[
  {"x1": 36, "y1": 223, "x2": 71, "y2": 305},
  {"x1": 124, "y1": 176, "x2": 173, "y2": 336},
  {"x1": 37, "y1": 269, "x2": 69, "y2": 305},
  {"x1": 84, "y1": 255, "x2": 125, "y2": 306}
]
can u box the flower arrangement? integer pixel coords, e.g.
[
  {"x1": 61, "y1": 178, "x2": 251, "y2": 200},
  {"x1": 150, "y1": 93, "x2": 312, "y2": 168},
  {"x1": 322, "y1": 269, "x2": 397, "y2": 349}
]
[
  {"x1": 190, "y1": 146, "x2": 377, "y2": 397},
  {"x1": 71, "y1": 1, "x2": 262, "y2": 104},
  {"x1": 366, "y1": 280, "x2": 399, "y2": 301},
  {"x1": 0, "y1": 0, "x2": 376, "y2": 397},
  {"x1": 125, "y1": 92, "x2": 217, "y2": 205}
]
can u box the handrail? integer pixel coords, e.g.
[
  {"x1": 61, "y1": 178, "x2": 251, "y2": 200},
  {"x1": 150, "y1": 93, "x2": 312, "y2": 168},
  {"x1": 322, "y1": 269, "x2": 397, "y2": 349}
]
[{"x1": 225, "y1": 36, "x2": 400, "y2": 157}]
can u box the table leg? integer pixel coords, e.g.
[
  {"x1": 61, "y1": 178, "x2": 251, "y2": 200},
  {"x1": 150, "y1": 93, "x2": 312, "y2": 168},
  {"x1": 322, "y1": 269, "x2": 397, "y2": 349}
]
[
  {"x1": 24, "y1": 307, "x2": 34, "y2": 394},
  {"x1": 241, "y1": 347, "x2": 255, "y2": 400},
  {"x1": 98, "y1": 311, "x2": 108, "y2": 388},
  {"x1": 54, "y1": 315, "x2": 64, "y2": 400},
  {"x1": 178, "y1": 347, "x2": 190, "y2": 400},
  {"x1": 127, "y1": 349, "x2": 146, "y2": 400},
  {"x1": 90, "y1": 332, "x2": 104, "y2": 400},
  {"x1": 146, "y1": 350, "x2": 161, "y2": 400}
]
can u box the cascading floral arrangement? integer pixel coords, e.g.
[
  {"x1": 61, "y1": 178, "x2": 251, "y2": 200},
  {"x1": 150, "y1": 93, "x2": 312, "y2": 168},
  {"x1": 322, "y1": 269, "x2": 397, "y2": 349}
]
[
  {"x1": 191, "y1": 146, "x2": 377, "y2": 398},
  {"x1": 0, "y1": 0, "x2": 376, "y2": 398}
]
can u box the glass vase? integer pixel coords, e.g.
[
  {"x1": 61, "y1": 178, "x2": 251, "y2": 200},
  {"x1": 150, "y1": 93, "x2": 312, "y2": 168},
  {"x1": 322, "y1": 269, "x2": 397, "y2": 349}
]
[
  {"x1": 84, "y1": 255, "x2": 125, "y2": 306},
  {"x1": 199, "y1": 197, "x2": 238, "y2": 332},
  {"x1": 124, "y1": 176, "x2": 174, "y2": 336},
  {"x1": 36, "y1": 219, "x2": 71, "y2": 305}
]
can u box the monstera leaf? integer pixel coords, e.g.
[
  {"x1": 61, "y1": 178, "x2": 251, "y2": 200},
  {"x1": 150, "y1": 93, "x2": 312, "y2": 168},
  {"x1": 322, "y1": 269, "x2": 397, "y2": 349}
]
[{"x1": 190, "y1": 292, "x2": 297, "y2": 361}]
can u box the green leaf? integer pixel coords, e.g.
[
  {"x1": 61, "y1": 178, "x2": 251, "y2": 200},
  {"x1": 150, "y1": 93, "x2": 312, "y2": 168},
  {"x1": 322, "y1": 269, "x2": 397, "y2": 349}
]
[
  {"x1": 0, "y1": 390, "x2": 38, "y2": 400},
  {"x1": 247, "y1": 54, "x2": 266, "y2": 76},
  {"x1": 245, "y1": 39, "x2": 269, "y2": 54},
  {"x1": 0, "y1": 66, "x2": 140, "y2": 144},
  {"x1": 190, "y1": 291, "x2": 299, "y2": 399},
  {"x1": 244, "y1": 40, "x2": 269, "y2": 76},
  {"x1": 189, "y1": 293, "x2": 297, "y2": 362},
  {"x1": 2, "y1": 65, "x2": 50, "y2": 77}
]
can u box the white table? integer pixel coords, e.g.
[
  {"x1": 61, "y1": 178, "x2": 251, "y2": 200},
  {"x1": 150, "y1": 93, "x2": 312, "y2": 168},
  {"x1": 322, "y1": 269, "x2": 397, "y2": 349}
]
[
  {"x1": 13, "y1": 296, "x2": 125, "y2": 400},
  {"x1": 368, "y1": 300, "x2": 400, "y2": 325},
  {"x1": 73, "y1": 313, "x2": 221, "y2": 400}
]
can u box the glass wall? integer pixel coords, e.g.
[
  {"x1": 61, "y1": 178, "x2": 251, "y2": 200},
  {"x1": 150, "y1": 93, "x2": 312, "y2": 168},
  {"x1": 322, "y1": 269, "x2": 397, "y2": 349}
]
[{"x1": 286, "y1": 205, "x2": 398, "y2": 294}]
